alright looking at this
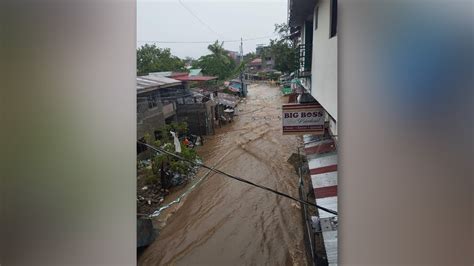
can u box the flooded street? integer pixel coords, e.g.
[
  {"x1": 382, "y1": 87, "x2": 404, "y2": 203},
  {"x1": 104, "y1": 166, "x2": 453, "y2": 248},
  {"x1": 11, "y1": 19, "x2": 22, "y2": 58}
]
[{"x1": 139, "y1": 83, "x2": 307, "y2": 265}]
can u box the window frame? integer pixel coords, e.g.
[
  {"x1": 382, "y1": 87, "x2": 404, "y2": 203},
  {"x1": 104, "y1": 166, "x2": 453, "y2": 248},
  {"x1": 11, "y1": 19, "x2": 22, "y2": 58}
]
[
  {"x1": 314, "y1": 6, "x2": 319, "y2": 31},
  {"x1": 330, "y1": 0, "x2": 338, "y2": 38}
]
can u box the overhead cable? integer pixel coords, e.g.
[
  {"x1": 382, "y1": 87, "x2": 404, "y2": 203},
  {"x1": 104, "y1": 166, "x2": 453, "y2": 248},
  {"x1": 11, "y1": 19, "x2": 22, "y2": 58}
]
[
  {"x1": 137, "y1": 141, "x2": 338, "y2": 216},
  {"x1": 137, "y1": 35, "x2": 276, "y2": 44},
  {"x1": 177, "y1": 0, "x2": 225, "y2": 39}
]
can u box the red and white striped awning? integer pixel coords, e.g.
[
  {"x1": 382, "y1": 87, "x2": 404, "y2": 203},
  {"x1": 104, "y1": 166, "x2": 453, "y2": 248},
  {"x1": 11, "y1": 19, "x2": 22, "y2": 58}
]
[{"x1": 303, "y1": 134, "x2": 338, "y2": 265}]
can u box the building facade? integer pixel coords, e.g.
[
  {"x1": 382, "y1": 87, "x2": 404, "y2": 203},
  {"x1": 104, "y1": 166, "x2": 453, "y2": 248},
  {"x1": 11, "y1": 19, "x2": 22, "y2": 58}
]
[
  {"x1": 136, "y1": 75, "x2": 182, "y2": 142},
  {"x1": 288, "y1": 0, "x2": 338, "y2": 265},
  {"x1": 289, "y1": 0, "x2": 338, "y2": 137}
]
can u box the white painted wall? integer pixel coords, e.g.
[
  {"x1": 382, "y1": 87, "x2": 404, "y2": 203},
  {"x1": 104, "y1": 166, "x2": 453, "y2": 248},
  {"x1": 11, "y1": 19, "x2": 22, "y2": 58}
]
[{"x1": 311, "y1": 0, "x2": 338, "y2": 129}]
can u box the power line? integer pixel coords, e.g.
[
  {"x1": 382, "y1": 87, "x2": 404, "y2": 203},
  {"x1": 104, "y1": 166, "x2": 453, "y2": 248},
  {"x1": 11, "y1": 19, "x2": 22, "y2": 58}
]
[
  {"x1": 137, "y1": 35, "x2": 276, "y2": 44},
  {"x1": 177, "y1": 0, "x2": 225, "y2": 39},
  {"x1": 137, "y1": 141, "x2": 338, "y2": 216}
]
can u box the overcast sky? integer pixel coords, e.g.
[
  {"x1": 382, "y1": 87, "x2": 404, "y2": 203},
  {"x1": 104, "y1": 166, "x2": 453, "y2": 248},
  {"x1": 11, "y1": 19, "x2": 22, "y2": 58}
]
[{"x1": 137, "y1": 0, "x2": 288, "y2": 59}]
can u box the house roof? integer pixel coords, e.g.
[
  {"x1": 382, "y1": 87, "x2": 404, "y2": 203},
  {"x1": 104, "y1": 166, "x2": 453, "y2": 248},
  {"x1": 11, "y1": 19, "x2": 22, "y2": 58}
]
[
  {"x1": 148, "y1": 70, "x2": 211, "y2": 81},
  {"x1": 217, "y1": 92, "x2": 239, "y2": 107},
  {"x1": 148, "y1": 71, "x2": 172, "y2": 77},
  {"x1": 249, "y1": 58, "x2": 262, "y2": 65},
  {"x1": 169, "y1": 72, "x2": 189, "y2": 78},
  {"x1": 136, "y1": 75, "x2": 182, "y2": 94},
  {"x1": 173, "y1": 75, "x2": 217, "y2": 82}
]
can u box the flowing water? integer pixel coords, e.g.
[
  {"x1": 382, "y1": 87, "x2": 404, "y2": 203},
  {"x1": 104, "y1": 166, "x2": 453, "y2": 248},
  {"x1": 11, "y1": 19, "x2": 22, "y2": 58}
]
[{"x1": 139, "y1": 83, "x2": 307, "y2": 266}]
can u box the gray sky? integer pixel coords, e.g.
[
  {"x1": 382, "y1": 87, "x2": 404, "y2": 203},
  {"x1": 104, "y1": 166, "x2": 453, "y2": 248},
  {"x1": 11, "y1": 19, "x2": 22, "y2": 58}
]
[{"x1": 137, "y1": 0, "x2": 287, "y2": 59}]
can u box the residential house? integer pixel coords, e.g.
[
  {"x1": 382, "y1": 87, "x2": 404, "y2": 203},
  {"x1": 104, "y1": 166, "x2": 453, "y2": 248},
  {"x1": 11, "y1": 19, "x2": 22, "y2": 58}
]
[
  {"x1": 247, "y1": 58, "x2": 262, "y2": 73},
  {"x1": 175, "y1": 89, "x2": 216, "y2": 136},
  {"x1": 245, "y1": 45, "x2": 276, "y2": 80},
  {"x1": 256, "y1": 45, "x2": 275, "y2": 71},
  {"x1": 149, "y1": 71, "x2": 219, "y2": 136},
  {"x1": 136, "y1": 75, "x2": 182, "y2": 145},
  {"x1": 225, "y1": 50, "x2": 240, "y2": 63}
]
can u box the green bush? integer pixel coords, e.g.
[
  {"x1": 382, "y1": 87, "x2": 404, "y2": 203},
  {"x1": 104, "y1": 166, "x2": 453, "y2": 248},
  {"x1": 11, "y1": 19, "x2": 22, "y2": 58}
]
[
  {"x1": 143, "y1": 168, "x2": 157, "y2": 185},
  {"x1": 144, "y1": 122, "x2": 199, "y2": 188}
]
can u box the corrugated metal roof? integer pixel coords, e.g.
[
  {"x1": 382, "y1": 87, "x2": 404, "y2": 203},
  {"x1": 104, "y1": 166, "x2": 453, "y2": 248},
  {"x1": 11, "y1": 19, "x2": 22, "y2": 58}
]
[
  {"x1": 149, "y1": 71, "x2": 172, "y2": 77},
  {"x1": 322, "y1": 230, "x2": 338, "y2": 265},
  {"x1": 136, "y1": 76, "x2": 182, "y2": 94},
  {"x1": 170, "y1": 72, "x2": 188, "y2": 78},
  {"x1": 173, "y1": 75, "x2": 217, "y2": 82},
  {"x1": 217, "y1": 92, "x2": 238, "y2": 107}
]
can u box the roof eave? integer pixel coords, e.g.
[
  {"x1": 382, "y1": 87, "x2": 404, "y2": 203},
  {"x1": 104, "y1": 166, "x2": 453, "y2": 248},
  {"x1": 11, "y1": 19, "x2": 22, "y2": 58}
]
[{"x1": 288, "y1": 0, "x2": 317, "y2": 27}]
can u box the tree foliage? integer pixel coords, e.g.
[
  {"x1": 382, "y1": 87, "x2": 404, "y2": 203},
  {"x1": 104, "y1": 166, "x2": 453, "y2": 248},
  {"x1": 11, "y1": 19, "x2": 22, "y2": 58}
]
[
  {"x1": 268, "y1": 23, "x2": 297, "y2": 74},
  {"x1": 143, "y1": 122, "x2": 199, "y2": 188},
  {"x1": 243, "y1": 52, "x2": 257, "y2": 63},
  {"x1": 137, "y1": 44, "x2": 185, "y2": 75},
  {"x1": 193, "y1": 40, "x2": 237, "y2": 80}
]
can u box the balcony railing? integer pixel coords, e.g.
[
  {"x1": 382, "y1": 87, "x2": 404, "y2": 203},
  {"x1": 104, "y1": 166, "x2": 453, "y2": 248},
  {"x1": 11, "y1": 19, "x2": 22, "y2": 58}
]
[{"x1": 295, "y1": 44, "x2": 312, "y2": 77}]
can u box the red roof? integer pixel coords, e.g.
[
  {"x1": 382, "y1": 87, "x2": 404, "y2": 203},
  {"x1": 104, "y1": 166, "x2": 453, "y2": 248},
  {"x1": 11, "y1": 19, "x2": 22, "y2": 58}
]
[
  {"x1": 173, "y1": 75, "x2": 218, "y2": 81},
  {"x1": 169, "y1": 72, "x2": 189, "y2": 78},
  {"x1": 250, "y1": 58, "x2": 262, "y2": 65}
]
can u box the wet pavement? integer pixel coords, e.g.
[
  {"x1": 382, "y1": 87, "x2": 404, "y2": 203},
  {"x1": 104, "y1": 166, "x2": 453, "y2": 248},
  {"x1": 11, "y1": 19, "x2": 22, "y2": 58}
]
[{"x1": 139, "y1": 83, "x2": 307, "y2": 266}]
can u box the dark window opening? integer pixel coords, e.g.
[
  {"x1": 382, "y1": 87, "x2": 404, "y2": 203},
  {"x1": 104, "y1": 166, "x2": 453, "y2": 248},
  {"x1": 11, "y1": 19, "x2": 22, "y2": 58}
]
[
  {"x1": 314, "y1": 7, "x2": 319, "y2": 31},
  {"x1": 330, "y1": 0, "x2": 337, "y2": 38}
]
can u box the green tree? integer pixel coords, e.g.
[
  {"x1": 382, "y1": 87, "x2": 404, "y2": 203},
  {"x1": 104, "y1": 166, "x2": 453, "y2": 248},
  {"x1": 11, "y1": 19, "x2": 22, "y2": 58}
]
[
  {"x1": 144, "y1": 122, "x2": 199, "y2": 188},
  {"x1": 243, "y1": 52, "x2": 257, "y2": 63},
  {"x1": 268, "y1": 23, "x2": 297, "y2": 73},
  {"x1": 137, "y1": 44, "x2": 185, "y2": 75},
  {"x1": 193, "y1": 40, "x2": 236, "y2": 80}
]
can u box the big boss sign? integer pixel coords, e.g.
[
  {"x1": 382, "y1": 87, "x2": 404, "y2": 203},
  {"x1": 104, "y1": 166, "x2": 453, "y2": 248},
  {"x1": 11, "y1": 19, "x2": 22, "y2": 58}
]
[{"x1": 282, "y1": 103, "x2": 325, "y2": 135}]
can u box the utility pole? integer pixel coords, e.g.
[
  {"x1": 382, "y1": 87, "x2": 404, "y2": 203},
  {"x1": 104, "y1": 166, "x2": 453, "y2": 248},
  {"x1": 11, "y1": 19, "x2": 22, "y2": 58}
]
[{"x1": 240, "y1": 37, "x2": 245, "y2": 97}]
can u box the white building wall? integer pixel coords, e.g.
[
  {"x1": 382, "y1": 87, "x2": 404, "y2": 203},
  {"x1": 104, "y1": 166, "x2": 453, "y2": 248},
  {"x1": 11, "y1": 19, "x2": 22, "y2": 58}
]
[{"x1": 311, "y1": 0, "x2": 338, "y2": 131}]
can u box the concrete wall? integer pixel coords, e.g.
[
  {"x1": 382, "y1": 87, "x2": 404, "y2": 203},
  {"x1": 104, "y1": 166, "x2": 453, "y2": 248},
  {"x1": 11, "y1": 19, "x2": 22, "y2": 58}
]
[
  {"x1": 311, "y1": 0, "x2": 338, "y2": 131},
  {"x1": 137, "y1": 85, "x2": 182, "y2": 140},
  {"x1": 162, "y1": 102, "x2": 176, "y2": 119},
  {"x1": 176, "y1": 101, "x2": 215, "y2": 136},
  {"x1": 137, "y1": 105, "x2": 166, "y2": 140}
]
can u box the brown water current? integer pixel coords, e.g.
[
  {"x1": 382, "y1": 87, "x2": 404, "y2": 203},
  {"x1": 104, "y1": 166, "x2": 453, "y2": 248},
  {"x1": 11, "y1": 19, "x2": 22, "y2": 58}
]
[{"x1": 139, "y1": 83, "x2": 307, "y2": 266}]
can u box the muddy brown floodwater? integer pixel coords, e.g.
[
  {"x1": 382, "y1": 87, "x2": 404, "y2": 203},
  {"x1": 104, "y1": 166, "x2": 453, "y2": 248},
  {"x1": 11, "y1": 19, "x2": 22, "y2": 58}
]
[{"x1": 139, "y1": 83, "x2": 307, "y2": 266}]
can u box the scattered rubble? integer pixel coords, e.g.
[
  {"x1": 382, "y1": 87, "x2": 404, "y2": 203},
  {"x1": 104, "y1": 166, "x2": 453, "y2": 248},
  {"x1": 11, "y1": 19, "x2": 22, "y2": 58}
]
[{"x1": 137, "y1": 160, "x2": 200, "y2": 215}]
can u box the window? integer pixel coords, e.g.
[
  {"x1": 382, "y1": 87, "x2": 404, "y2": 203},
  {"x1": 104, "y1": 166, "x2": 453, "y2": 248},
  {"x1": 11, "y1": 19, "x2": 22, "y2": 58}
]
[
  {"x1": 314, "y1": 7, "x2": 319, "y2": 31},
  {"x1": 330, "y1": 0, "x2": 337, "y2": 38}
]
